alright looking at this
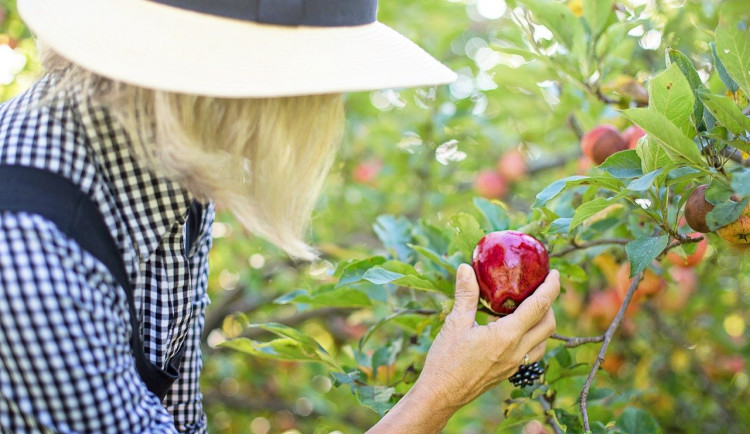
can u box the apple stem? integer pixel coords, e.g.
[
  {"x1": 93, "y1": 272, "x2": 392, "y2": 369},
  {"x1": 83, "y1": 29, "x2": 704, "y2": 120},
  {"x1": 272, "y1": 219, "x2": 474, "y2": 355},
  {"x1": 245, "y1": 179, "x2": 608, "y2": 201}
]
[{"x1": 579, "y1": 272, "x2": 644, "y2": 432}]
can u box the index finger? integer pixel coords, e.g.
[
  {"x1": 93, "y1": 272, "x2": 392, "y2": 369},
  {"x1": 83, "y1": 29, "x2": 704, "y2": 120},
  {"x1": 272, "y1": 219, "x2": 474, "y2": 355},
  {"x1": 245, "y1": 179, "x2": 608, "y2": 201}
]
[{"x1": 491, "y1": 269, "x2": 560, "y2": 334}]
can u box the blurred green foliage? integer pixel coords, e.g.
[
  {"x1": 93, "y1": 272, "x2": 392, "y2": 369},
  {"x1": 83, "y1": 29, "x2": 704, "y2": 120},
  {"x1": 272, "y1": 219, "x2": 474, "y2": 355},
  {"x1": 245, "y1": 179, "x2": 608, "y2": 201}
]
[{"x1": 3, "y1": 0, "x2": 750, "y2": 433}]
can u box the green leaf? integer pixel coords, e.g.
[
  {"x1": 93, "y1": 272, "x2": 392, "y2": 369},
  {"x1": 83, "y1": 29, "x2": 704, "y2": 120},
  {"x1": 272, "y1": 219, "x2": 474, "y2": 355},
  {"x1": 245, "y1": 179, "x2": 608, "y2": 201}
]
[
  {"x1": 220, "y1": 324, "x2": 340, "y2": 370},
  {"x1": 373, "y1": 215, "x2": 413, "y2": 262},
  {"x1": 337, "y1": 256, "x2": 387, "y2": 286},
  {"x1": 732, "y1": 169, "x2": 750, "y2": 196},
  {"x1": 518, "y1": 0, "x2": 585, "y2": 51},
  {"x1": 600, "y1": 149, "x2": 643, "y2": 178},
  {"x1": 706, "y1": 197, "x2": 750, "y2": 230},
  {"x1": 648, "y1": 63, "x2": 696, "y2": 136},
  {"x1": 715, "y1": 17, "x2": 750, "y2": 97},
  {"x1": 636, "y1": 136, "x2": 671, "y2": 174},
  {"x1": 625, "y1": 235, "x2": 669, "y2": 277},
  {"x1": 667, "y1": 48, "x2": 706, "y2": 128},
  {"x1": 409, "y1": 245, "x2": 456, "y2": 273},
  {"x1": 554, "y1": 409, "x2": 584, "y2": 434},
  {"x1": 627, "y1": 169, "x2": 662, "y2": 192},
  {"x1": 570, "y1": 196, "x2": 621, "y2": 230},
  {"x1": 596, "y1": 21, "x2": 636, "y2": 59},
  {"x1": 473, "y1": 197, "x2": 510, "y2": 231},
  {"x1": 275, "y1": 285, "x2": 372, "y2": 307},
  {"x1": 534, "y1": 176, "x2": 588, "y2": 208},
  {"x1": 623, "y1": 108, "x2": 704, "y2": 166},
  {"x1": 363, "y1": 261, "x2": 443, "y2": 293},
  {"x1": 583, "y1": 0, "x2": 615, "y2": 39},
  {"x1": 711, "y1": 41, "x2": 739, "y2": 93},
  {"x1": 697, "y1": 89, "x2": 750, "y2": 135},
  {"x1": 447, "y1": 213, "x2": 485, "y2": 260},
  {"x1": 354, "y1": 385, "x2": 396, "y2": 416},
  {"x1": 616, "y1": 407, "x2": 661, "y2": 434},
  {"x1": 550, "y1": 258, "x2": 587, "y2": 282},
  {"x1": 547, "y1": 218, "x2": 572, "y2": 235}
]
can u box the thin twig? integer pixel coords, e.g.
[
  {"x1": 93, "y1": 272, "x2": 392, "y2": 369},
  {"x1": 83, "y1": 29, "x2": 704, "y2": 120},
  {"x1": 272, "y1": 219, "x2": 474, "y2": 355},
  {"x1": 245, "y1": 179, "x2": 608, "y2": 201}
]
[
  {"x1": 551, "y1": 333, "x2": 605, "y2": 348},
  {"x1": 566, "y1": 114, "x2": 585, "y2": 141},
  {"x1": 550, "y1": 239, "x2": 629, "y2": 258},
  {"x1": 720, "y1": 145, "x2": 750, "y2": 167},
  {"x1": 539, "y1": 392, "x2": 564, "y2": 434},
  {"x1": 580, "y1": 272, "x2": 644, "y2": 432}
]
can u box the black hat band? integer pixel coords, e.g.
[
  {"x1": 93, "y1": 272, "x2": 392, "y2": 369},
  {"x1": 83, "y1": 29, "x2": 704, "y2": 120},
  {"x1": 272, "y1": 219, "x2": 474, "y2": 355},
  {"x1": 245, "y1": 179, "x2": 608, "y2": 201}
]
[{"x1": 150, "y1": 0, "x2": 378, "y2": 27}]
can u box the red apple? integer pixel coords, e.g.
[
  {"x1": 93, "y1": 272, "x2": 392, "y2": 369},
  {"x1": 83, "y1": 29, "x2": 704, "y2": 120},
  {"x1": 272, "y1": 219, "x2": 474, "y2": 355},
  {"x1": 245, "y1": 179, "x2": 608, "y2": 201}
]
[
  {"x1": 623, "y1": 125, "x2": 646, "y2": 149},
  {"x1": 352, "y1": 159, "x2": 383, "y2": 185},
  {"x1": 684, "y1": 185, "x2": 714, "y2": 233},
  {"x1": 581, "y1": 125, "x2": 628, "y2": 165},
  {"x1": 584, "y1": 289, "x2": 620, "y2": 331},
  {"x1": 474, "y1": 170, "x2": 508, "y2": 199},
  {"x1": 496, "y1": 149, "x2": 528, "y2": 181},
  {"x1": 471, "y1": 231, "x2": 550, "y2": 315},
  {"x1": 666, "y1": 235, "x2": 708, "y2": 267},
  {"x1": 615, "y1": 263, "x2": 665, "y2": 302}
]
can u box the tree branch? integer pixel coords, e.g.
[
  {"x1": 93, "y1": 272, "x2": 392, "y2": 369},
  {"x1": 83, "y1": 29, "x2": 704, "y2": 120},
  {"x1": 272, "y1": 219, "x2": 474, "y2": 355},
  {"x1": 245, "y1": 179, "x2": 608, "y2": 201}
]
[
  {"x1": 720, "y1": 145, "x2": 750, "y2": 167},
  {"x1": 550, "y1": 239, "x2": 629, "y2": 258},
  {"x1": 580, "y1": 272, "x2": 644, "y2": 432},
  {"x1": 551, "y1": 333, "x2": 605, "y2": 348}
]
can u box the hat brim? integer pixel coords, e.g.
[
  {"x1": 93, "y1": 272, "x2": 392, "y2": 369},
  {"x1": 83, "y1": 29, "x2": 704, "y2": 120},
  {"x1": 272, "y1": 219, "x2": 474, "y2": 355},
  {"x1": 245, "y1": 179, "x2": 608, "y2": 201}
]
[{"x1": 18, "y1": 0, "x2": 457, "y2": 97}]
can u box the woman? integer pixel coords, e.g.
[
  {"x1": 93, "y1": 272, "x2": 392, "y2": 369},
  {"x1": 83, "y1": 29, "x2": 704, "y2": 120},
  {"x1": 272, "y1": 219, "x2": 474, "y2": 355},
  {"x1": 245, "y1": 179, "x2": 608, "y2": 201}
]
[{"x1": 0, "y1": 0, "x2": 559, "y2": 432}]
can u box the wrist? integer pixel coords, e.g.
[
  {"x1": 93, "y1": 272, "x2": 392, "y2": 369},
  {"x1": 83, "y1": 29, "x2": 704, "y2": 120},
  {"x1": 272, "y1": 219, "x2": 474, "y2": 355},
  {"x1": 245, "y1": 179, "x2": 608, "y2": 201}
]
[{"x1": 368, "y1": 378, "x2": 459, "y2": 434}]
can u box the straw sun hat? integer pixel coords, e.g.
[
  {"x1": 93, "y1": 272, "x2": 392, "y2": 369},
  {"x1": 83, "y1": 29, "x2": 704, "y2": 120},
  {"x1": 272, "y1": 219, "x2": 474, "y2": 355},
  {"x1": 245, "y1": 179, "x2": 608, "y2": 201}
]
[{"x1": 17, "y1": 0, "x2": 457, "y2": 97}]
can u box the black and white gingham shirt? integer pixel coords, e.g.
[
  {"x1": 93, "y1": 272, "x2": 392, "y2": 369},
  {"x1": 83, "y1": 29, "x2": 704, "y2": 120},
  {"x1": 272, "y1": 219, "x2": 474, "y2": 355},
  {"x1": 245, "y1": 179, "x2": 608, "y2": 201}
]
[{"x1": 0, "y1": 76, "x2": 214, "y2": 433}]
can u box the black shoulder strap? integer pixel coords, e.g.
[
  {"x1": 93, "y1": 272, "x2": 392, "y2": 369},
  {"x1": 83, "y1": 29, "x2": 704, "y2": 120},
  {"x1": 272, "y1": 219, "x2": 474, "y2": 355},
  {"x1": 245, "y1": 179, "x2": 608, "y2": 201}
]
[{"x1": 0, "y1": 164, "x2": 183, "y2": 400}]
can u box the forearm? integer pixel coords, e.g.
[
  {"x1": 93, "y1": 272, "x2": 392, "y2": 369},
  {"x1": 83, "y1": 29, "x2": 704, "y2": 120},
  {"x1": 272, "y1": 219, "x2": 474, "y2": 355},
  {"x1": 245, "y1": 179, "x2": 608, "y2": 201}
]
[{"x1": 367, "y1": 381, "x2": 458, "y2": 434}]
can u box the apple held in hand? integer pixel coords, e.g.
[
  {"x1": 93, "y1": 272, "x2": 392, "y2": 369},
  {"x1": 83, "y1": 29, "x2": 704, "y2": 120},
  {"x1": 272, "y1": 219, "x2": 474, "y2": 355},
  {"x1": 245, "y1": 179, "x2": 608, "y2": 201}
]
[{"x1": 472, "y1": 230, "x2": 550, "y2": 315}]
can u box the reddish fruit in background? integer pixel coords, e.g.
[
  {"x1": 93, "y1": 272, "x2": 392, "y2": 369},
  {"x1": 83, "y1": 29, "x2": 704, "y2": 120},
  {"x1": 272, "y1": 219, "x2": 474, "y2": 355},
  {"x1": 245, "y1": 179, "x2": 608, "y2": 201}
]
[
  {"x1": 601, "y1": 352, "x2": 626, "y2": 375},
  {"x1": 496, "y1": 149, "x2": 527, "y2": 181},
  {"x1": 655, "y1": 267, "x2": 698, "y2": 312},
  {"x1": 576, "y1": 155, "x2": 594, "y2": 175},
  {"x1": 584, "y1": 289, "x2": 621, "y2": 331},
  {"x1": 666, "y1": 235, "x2": 708, "y2": 267},
  {"x1": 615, "y1": 263, "x2": 665, "y2": 302},
  {"x1": 473, "y1": 170, "x2": 508, "y2": 199},
  {"x1": 581, "y1": 125, "x2": 628, "y2": 165},
  {"x1": 471, "y1": 230, "x2": 550, "y2": 315},
  {"x1": 684, "y1": 185, "x2": 714, "y2": 233},
  {"x1": 717, "y1": 201, "x2": 750, "y2": 244},
  {"x1": 623, "y1": 125, "x2": 646, "y2": 149},
  {"x1": 352, "y1": 159, "x2": 383, "y2": 185}
]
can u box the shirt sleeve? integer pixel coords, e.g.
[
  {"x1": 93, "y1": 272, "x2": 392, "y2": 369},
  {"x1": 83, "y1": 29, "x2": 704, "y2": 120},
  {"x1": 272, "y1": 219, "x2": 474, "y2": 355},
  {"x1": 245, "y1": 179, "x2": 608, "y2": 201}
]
[
  {"x1": 162, "y1": 203, "x2": 214, "y2": 433},
  {"x1": 0, "y1": 212, "x2": 178, "y2": 433}
]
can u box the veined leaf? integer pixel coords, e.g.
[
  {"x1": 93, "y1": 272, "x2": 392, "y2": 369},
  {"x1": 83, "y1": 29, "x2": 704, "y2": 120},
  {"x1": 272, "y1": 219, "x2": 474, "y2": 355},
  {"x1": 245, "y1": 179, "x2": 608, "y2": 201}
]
[
  {"x1": 697, "y1": 89, "x2": 750, "y2": 135},
  {"x1": 667, "y1": 48, "x2": 706, "y2": 128},
  {"x1": 517, "y1": 0, "x2": 585, "y2": 51},
  {"x1": 648, "y1": 63, "x2": 696, "y2": 137},
  {"x1": 623, "y1": 108, "x2": 704, "y2": 166},
  {"x1": 583, "y1": 0, "x2": 615, "y2": 39},
  {"x1": 626, "y1": 235, "x2": 669, "y2": 277},
  {"x1": 715, "y1": 17, "x2": 750, "y2": 97}
]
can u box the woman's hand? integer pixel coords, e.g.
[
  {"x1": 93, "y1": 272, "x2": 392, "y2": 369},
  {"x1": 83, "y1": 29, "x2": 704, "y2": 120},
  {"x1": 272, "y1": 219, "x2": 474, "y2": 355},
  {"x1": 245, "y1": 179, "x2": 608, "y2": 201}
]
[{"x1": 368, "y1": 264, "x2": 560, "y2": 434}]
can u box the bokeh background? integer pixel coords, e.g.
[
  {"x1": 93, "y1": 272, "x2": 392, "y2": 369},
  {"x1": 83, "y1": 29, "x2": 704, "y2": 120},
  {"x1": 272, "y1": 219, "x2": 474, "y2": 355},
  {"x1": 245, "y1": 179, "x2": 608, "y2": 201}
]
[{"x1": 2, "y1": 0, "x2": 749, "y2": 432}]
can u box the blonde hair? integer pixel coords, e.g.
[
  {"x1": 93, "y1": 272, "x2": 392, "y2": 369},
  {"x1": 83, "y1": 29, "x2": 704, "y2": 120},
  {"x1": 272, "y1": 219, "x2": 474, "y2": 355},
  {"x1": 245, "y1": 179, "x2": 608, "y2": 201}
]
[{"x1": 40, "y1": 46, "x2": 345, "y2": 260}]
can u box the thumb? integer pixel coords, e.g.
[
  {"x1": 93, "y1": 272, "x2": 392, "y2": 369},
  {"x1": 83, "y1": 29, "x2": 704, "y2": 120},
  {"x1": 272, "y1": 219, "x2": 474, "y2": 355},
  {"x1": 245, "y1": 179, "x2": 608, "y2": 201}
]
[{"x1": 446, "y1": 263, "x2": 480, "y2": 330}]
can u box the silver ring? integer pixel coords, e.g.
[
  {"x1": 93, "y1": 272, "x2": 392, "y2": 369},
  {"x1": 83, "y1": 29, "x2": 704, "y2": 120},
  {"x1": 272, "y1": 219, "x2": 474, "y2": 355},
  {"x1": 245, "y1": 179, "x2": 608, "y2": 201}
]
[{"x1": 523, "y1": 354, "x2": 530, "y2": 365}]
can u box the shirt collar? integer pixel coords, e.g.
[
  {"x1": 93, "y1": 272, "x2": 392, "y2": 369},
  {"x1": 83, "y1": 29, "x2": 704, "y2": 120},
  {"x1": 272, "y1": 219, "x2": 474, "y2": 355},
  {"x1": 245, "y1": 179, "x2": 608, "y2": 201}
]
[{"x1": 71, "y1": 87, "x2": 193, "y2": 261}]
